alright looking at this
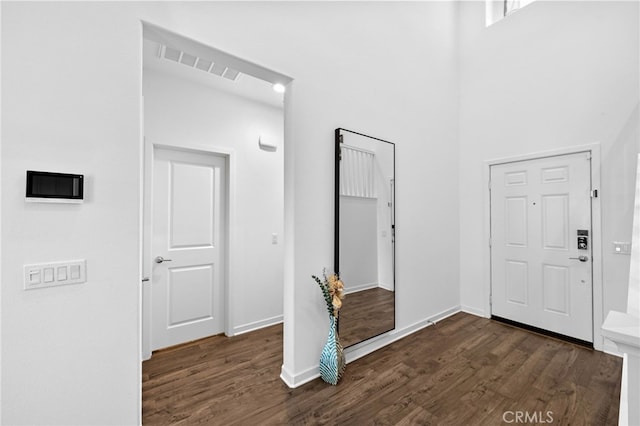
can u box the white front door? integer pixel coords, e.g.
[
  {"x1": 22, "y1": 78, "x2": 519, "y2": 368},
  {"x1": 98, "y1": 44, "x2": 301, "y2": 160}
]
[
  {"x1": 151, "y1": 146, "x2": 226, "y2": 351},
  {"x1": 490, "y1": 152, "x2": 593, "y2": 342}
]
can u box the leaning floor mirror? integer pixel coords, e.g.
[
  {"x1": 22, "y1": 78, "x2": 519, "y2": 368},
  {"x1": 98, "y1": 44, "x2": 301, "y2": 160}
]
[{"x1": 335, "y1": 128, "x2": 396, "y2": 348}]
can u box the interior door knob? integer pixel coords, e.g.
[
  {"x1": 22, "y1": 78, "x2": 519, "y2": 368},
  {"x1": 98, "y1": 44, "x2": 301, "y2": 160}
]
[
  {"x1": 155, "y1": 256, "x2": 172, "y2": 264},
  {"x1": 569, "y1": 255, "x2": 589, "y2": 262}
]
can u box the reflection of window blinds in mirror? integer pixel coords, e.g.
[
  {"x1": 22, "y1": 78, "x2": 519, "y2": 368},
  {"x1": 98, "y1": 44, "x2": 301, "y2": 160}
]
[{"x1": 340, "y1": 145, "x2": 376, "y2": 198}]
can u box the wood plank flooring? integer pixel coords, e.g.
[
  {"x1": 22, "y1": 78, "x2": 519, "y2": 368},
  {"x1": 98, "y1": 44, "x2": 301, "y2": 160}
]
[
  {"x1": 339, "y1": 287, "x2": 395, "y2": 348},
  {"x1": 142, "y1": 312, "x2": 622, "y2": 425}
]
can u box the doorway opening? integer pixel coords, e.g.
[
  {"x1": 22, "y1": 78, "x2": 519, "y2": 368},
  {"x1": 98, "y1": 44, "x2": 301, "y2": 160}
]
[
  {"x1": 484, "y1": 145, "x2": 604, "y2": 350},
  {"x1": 140, "y1": 19, "x2": 291, "y2": 373}
]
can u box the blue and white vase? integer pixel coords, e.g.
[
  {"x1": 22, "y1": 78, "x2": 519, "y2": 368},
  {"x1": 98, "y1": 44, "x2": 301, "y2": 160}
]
[{"x1": 319, "y1": 315, "x2": 346, "y2": 385}]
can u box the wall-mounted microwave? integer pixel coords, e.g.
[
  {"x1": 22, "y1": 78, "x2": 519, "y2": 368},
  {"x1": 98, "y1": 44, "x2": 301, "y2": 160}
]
[{"x1": 25, "y1": 171, "x2": 84, "y2": 203}]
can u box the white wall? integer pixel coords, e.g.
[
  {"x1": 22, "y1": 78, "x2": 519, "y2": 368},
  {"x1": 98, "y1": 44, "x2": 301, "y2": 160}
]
[
  {"x1": 1, "y1": 2, "x2": 460, "y2": 423},
  {"x1": 458, "y1": 1, "x2": 640, "y2": 332},
  {"x1": 1, "y1": 4, "x2": 141, "y2": 424},
  {"x1": 340, "y1": 196, "x2": 378, "y2": 292},
  {"x1": 143, "y1": 68, "x2": 284, "y2": 335}
]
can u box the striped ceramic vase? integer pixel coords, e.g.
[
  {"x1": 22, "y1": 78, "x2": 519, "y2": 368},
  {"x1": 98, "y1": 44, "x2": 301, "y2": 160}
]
[{"x1": 319, "y1": 315, "x2": 346, "y2": 385}]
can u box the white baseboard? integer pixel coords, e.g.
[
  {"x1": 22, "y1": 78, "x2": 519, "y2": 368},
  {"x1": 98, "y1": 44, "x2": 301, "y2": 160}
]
[
  {"x1": 281, "y1": 305, "x2": 462, "y2": 388},
  {"x1": 280, "y1": 364, "x2": 319, "y2": 388},
  {"x1": 344, "y1": 282, "x2": 378, "y2": 295},
  {"x1": 279, "y1": 365, "x2": 296, "y2": 388},
  {"x1": 603, "y1": 338, "x2": 624, "y2": 357},
  {"x1": 461, "y1": 305, "x2": 488, "y2": 318},
  {"x1": 232, "y1": 315, "x2": 283, "y2": 336},
  {"x1": 345, "y1": 305, "x2": 461, "y2": 364},
  {"x1": 378, "y1": 283, "x2": 394, "y2": 292}
]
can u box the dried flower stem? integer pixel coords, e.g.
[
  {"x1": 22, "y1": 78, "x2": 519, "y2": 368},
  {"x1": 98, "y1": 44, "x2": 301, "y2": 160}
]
[
  {"x1": 312, "y1": 269, "x2": 345, "y2": 318},
  {"x1": 312, "y1": 274, "x2": 334, "y2": 317}
]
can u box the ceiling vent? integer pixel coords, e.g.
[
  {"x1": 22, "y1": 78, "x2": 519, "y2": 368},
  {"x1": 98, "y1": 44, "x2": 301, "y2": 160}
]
[{"x1": 159, "y1": 45, "x2": 241, "y2": 82}]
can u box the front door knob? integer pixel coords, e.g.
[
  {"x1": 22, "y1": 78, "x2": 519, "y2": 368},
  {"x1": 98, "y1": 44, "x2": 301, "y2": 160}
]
[{"x1": 155, "y1": 256, "x2": 172, "y2": 264}]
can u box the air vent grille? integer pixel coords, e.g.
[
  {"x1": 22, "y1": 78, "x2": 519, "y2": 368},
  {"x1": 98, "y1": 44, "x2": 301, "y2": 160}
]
[
  {"x1": 222, "y1": 68, "x2": 240, "y2": 80},
  {"x1": 160, "y1": 45, "x2": 241, "y2": 82},
  {"x1": 180, "y1": 52, "x2": 197, "y2": 67},
  {"x1": 164, "y1": 46, "x2": 181, "y2": 62},
  {"x1": 195, "y1": 58, "x2": 213, "y2": 72},
  {"x1": 210, "y1": 63, "x2": 226, "y2": 76}
]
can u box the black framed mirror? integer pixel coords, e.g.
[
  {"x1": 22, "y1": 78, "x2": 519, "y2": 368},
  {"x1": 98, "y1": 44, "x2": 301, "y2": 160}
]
[{"x1": 335, "y1": 128, "x2": 395, "y2": 348}]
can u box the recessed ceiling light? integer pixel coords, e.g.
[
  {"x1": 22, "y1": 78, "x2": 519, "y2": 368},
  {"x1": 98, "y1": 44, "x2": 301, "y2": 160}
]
[{"x1": 273, "y1": 83, "x2": 286, "y2": 93}]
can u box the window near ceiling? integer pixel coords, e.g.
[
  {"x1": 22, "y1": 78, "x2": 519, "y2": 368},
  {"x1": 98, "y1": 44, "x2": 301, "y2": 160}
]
[{"x1": 486, "y1": 0, "x2": 536, "y2": 26}]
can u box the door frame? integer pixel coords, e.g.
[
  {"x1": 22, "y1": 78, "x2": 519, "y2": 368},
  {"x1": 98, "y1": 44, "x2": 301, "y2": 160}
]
[
  {"x1": 139, "y1": 21, "x2": 293, "y2": 364},
  {"x1": 142, "y1": 139, "x2": 236, "y2": 360},
  {"x1": 482, "y1": 143, "x2": 604, "y2": 350}
]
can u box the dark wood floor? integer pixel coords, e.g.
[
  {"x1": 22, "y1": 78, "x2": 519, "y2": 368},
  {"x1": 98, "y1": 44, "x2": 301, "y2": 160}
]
[
  {"x1": 142, "y1": 312, "x2": 622, "y2": 425},
  {"x1": 340, "y1": 287, "x2": 395, "y2": 347}
]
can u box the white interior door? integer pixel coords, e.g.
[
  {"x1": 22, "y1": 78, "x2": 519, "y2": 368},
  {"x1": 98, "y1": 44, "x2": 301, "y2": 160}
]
[
  {"x1": 490, "y1": 152, "x2": 593, "y2": 342},
  {"x1": 151, "y1": 146, "x2": 226, "y2": 351}
]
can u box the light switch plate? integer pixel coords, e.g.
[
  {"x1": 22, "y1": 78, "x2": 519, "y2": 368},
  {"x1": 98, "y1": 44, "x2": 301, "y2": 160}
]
[
  {"x1": 28, "y1": 269, "x2": 41, "y2": 285},
  {"x1": 612, "y1": 242, "x2": 631, "y2": 255},
  {"x1": 24, "y1": 260, "x2": 86, "y2": 290},
  {"x1": 43, "y1": 267, "x2": 54, "y2": 283},
  {"x1": 57, "y1": 266, "x2": 68, "y2": 281}
]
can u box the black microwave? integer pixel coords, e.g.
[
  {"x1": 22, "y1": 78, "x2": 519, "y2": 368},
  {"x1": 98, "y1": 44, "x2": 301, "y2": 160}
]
[{"x1": 26, "y1": 171, "x2": 84, "y2": 202}]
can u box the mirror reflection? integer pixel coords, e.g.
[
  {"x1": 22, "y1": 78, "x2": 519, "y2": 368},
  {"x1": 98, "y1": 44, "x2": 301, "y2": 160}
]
[{"x1": 335, "y1": 128, "x2": 395, "y2": 348}]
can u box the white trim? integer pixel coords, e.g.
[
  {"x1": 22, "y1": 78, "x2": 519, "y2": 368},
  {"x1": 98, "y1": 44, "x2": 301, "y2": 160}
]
[
  {"x1": 280, "y1": 364, "x2": 319, "y2": 388},
  {"x1": 226, "y1": 150, "x2": 238, "y2": 339},
  {"x1": 141, "y1": 134, "x2": 152, "y2": 361},
  {"x1": 591, "y1": 145, "x2": 604, "y2": 351},
  {"x1": 378, "y1": 282, "x2": 394, "y2": 292},
  {"x1": 482, "y1": 162, "x2": 492, "y2": 318},
  {"x1": 232, "y1": 315, "x2": 283, "y2": 336},
  {"x1": 604, "y1": 338, "x2": 624, "y2": 357},
  {"x1": 345, "y1": 306, "x2": 461, "y2": 364},
  {"x1": 483, "y1": 143, "x2": 604, "y2": 350},
  {"x1": 279, "y1": 366, "x2": 296, "y2": 388},
  {"x1": 462, "y1": 304, "x2": 488, "y2": 318},
  {"x1": 137, "y1": 32, "x2": 144, "y2": 424},
  {"x1": 280, "y1": 306, "x2": 461, "y2": 388},
  {"x1": 344, "y1": 282, "x2": 379, "y2": 295}
]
